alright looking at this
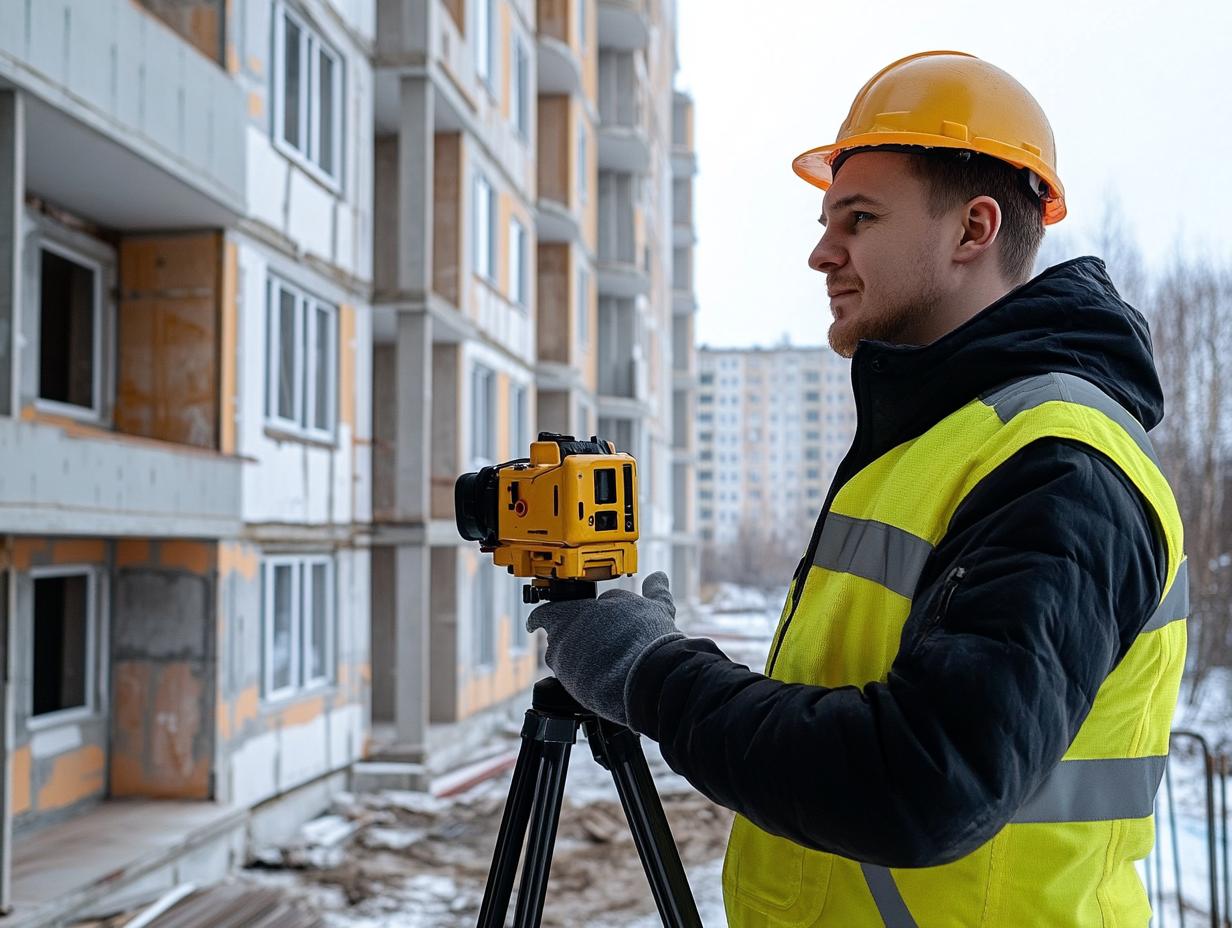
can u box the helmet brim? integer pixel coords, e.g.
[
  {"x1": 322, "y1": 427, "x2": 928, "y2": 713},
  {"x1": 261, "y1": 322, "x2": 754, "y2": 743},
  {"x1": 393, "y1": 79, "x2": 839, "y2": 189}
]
[{"x1": 792, "y1": 132, "x2": 1067, "y2": 225}]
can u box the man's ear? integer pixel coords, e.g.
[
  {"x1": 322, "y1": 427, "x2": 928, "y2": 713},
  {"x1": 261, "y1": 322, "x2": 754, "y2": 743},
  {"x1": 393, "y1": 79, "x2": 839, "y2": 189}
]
[{"x1": 953, "y1": 195, "x2": 1001, "y2": 266}]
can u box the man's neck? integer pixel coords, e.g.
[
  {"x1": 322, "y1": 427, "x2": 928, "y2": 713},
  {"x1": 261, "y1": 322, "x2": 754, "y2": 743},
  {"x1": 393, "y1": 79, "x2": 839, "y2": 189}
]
[{"x1": 923, "y1": 276, "x2": 1015, "y2": 346}]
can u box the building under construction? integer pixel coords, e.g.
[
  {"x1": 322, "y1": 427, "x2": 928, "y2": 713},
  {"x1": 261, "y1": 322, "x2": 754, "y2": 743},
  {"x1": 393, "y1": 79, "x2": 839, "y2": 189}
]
[{"x1": 0, "y1": 0, "x2": 698, "y2": 923}]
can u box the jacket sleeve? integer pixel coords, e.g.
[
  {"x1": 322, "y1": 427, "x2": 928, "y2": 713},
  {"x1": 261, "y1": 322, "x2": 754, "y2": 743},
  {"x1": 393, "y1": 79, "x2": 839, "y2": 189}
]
[{"x1": 626, "y1": 438, "x2": 1167, "y2": 868}]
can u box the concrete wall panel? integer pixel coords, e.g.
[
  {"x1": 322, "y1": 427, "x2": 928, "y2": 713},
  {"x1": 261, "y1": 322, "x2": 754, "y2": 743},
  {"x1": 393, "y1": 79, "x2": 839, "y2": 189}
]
[
  {"x1": 110, "y1": 540, "x2": 217, "y2": 800},
  {"x1": 429, "y1": 343, "x2": 459, "y2": 520},
  {"x1": 228, "y1": 728, "x2": 277, "y2": 808},
  {"x1": 286, "y1": 171, "x2": 335, "y2": 267},
  {"x1": 433, "y1": 133, "x2": 462, "y2": 306},
  {"x1": 277, "y1": 711, "x2": 329, "y2": 792},
  {"x1": 244, "y1": 128, "x2": 289, "y2": 232},
  {"x1": 428, "y1": 546, "x2": 458, "y2": 722}
]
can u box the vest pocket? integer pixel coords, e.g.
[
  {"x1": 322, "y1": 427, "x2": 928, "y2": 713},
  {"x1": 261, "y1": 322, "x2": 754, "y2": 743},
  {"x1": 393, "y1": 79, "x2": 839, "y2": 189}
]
[{"x1": 724, "y1": 815, "x2": 832, "y2": 924}]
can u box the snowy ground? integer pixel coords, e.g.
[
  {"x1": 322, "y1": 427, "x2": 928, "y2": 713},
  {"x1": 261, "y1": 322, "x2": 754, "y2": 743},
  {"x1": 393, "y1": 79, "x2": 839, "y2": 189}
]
[
  {"x1": 1144, "y1": 670, "x2": 1232, "y2": 922},
  {"x1": 238, "y1": 593, "x2": 779, "y2": 927},
  {"x1": 235, "y1": 589, "x2": 1232, "y2": 926}
]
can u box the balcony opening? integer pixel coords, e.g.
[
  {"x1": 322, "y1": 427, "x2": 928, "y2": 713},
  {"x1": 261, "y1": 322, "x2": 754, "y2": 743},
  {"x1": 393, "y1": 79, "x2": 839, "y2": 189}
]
[
  {"x1": 32, "y1": 572, "x2": 91, "y2": 719},
  {"x1": 38, "y1": 245, "x2": 99, "y2": 414}
]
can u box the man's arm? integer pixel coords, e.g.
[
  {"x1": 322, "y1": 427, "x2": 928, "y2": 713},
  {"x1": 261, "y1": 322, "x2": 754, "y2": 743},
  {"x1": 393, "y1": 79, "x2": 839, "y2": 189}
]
[{"x1": 627, "y1": 438, "x2": 1166, "y2": 868}]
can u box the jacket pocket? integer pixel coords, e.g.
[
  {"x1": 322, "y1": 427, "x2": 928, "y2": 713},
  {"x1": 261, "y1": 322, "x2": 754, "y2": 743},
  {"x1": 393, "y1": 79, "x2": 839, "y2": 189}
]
[
  {"x1": 723, "y1": 815, "x2": 832, "y2": 926},
  {"x1": 914, "y1": 564, "x2": 967, "y2": 649}
]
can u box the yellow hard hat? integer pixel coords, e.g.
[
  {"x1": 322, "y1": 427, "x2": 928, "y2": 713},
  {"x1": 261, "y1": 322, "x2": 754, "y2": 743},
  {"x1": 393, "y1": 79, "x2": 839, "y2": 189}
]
[{"x1": 793, "y1": 51, "x2": 1067, "y2": 224}]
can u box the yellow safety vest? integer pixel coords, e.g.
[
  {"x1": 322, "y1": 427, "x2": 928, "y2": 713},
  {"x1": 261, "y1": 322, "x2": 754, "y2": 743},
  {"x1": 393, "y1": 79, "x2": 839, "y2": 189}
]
[{"x1": 722, "y1": 373, "x2": 1188, "y2": 927}]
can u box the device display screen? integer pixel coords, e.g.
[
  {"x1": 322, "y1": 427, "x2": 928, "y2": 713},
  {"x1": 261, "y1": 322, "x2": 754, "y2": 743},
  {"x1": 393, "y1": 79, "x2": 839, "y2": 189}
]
[{"x1": 594, "y1": 468, "x2": 617, "y2": 504}]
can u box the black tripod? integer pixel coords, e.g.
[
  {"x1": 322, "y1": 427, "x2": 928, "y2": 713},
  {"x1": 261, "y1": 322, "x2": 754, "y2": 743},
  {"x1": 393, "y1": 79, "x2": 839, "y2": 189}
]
[{"x1": 476, "y1": 581, "x2": 702, "y2": 928}]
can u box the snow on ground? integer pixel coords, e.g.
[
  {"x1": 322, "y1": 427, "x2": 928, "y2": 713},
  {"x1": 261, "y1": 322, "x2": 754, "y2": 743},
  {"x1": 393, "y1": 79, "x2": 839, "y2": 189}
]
[
  {"x1": 237, "y1": 593, "x2": 780, "y2": 926},
  {"x1": 238, "y1": 590, "x2": 1232, "y2": 925},
  {"x1": 1139, "y1": 671, "x2": 1232, "y2": 921}
]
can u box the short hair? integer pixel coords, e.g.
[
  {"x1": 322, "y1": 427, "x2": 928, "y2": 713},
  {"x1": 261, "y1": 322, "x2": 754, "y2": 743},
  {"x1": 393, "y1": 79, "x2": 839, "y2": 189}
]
[{"x1": 905, "y1": 150, "x2": 1045, "y2": 284}]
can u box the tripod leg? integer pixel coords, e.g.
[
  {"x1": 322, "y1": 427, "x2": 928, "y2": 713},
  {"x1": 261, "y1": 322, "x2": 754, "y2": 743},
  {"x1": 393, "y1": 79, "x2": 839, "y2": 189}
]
[
  {"x1": 512, "y1": 736, "x2": 574, "y2": 928},
  {"x1": 587, "y1": 720, "x2": 703, "y2": 928},
  {"x1": 477, "y1": 730, "x2": 543, "y2": 927}
]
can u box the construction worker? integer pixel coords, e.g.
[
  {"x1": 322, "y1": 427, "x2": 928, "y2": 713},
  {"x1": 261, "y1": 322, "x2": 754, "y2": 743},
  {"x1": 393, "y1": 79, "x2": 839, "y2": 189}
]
[{"x1": 529, "y1": 51, "x2": 1186, "y2": 926}]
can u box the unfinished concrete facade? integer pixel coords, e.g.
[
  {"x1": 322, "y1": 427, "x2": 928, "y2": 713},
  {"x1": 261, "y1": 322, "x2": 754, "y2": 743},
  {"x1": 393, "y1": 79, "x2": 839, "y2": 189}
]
[
  {"x1": 670, "y1": 88, "x2": 700, "y2": 611},
  {"x1": 369, "y1": 0, "x2": 542, "y2": 773},
  {"x1": 0, "y1": 1, "x2": 373, "y2": 924},
  {"x1": 367, "y1": 0, "x2": 700, "y2": 778}
]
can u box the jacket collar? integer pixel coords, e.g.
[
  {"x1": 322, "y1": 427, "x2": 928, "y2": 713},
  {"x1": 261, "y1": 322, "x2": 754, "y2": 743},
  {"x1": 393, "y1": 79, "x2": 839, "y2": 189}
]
[{"x1": 843, "y1": 256, "x2": 1164, "y2": 469}]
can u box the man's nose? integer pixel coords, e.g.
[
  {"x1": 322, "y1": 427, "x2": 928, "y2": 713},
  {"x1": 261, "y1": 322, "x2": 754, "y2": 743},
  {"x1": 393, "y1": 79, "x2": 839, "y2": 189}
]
[{"x1": 808, "y1": 231, "x2": 844, "y2": 274}]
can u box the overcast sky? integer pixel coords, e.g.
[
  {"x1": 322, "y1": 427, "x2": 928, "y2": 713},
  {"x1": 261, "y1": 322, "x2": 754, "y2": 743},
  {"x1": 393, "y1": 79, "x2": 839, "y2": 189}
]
[{"x1": 675, "y1": 0, "x2": 1232, "y2": 348}]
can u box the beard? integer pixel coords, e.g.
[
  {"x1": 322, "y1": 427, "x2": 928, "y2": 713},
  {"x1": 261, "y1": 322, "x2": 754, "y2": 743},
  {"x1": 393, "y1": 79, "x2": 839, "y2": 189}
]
[{"x1": 827, "y1": 265, "x2": 944, "y2": 358}]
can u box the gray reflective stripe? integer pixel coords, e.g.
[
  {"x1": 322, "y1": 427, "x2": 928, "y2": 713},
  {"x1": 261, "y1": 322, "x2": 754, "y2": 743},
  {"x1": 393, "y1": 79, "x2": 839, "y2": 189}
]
[
  {"x1": 813, "y1": 513, "x2": 933, "y2": 599},
  {"x1": 1142, "y1": 560, "x2": 1189, "y2": 633},
  {"x1": 860, "y1": 864, "x2": 919, "y2": 928},
  {"x1": 1012, "y1": 755, "x2": 1167, "y2": 824},
  {"x1": 980, "y1": 372, "x2": 1161, "y2": 469}
]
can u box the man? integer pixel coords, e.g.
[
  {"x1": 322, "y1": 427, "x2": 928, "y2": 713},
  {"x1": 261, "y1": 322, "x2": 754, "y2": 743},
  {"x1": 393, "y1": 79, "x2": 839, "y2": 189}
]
[{"x1": 530, "y1": 51, "x2": 1187, "y2": 926}]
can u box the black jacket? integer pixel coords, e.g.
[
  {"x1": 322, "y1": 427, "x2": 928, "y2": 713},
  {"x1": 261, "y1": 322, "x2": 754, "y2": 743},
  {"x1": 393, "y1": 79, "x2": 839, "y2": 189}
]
[{"x1": 627, "y1": 257, "x2": 1169, "y2": 868}]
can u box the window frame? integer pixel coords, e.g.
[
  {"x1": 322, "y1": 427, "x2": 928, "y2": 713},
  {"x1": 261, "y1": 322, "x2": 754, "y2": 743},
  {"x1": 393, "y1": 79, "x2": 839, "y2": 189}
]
[
  {"x1": 471, "y1": 363, "x2": 497, "y2": 467},
  {"x1": 511, "y1": 37, "x2": 530, "y2": 141},
  {"x1": 261, "y1": 555, "x2": 336, "y2": 702},
  {"x1": 577, "y1": 125, "x2": 589, "y2": 205},
  {"x1": 473, "y1": 173, "x2": 497, "y2": 284},
  {"x1": 576, "y1": 265, "x2": 589, "y2": 348},
  {"x1": 509, "y1": 382, "x2": 529, "y2": 456},
  {"x1": 28, "y1": 565, "x2": 99, "y2": 731},
  {"x1": 272, "y1": 2, "x2": 345, "y2": 189},
  {"x1": 301, "y1": 555, "x2": 335, "y2": 689},
  {"x1": 509, "y1": 216, "x2": 527, "y2": 308},
  {"x1": 304, "y1": 298, "x2": 339, "y2": 440},
  {"x1": 33, "y1": 239, "x2": 104, "y2": 422},
  {"x1": 474, "y1": 0, "x2": 495, "y2": 92},
  {"x1": 265, "y1": 275, "x2": 338, "y2": 443},
  {"x1": 474, "y1": 559, "x2": 496, "y2": 670}
]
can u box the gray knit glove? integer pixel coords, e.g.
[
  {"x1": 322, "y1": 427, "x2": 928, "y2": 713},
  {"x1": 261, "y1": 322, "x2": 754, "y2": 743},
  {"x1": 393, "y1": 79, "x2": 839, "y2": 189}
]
[{"x1": 527, "y1": 571, "x2": 683, "y2": 726}]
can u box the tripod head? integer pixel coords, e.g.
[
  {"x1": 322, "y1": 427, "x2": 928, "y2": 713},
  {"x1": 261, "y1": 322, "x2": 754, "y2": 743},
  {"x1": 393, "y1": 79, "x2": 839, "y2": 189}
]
[{"x1": 522, "y1": 577, "x2": 597, "y2": 604}]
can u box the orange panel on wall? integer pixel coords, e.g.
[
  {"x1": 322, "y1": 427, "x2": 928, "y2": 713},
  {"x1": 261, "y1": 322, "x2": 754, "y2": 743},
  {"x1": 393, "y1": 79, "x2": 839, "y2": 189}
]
[{"x1": 116, "y1": 233, "x2": 221, "y2": 449}]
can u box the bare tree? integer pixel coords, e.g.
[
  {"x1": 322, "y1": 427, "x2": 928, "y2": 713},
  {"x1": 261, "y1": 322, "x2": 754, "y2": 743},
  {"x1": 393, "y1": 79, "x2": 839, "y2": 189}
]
[
  {"x1": 702, "y1": 509, "x2": 812, "y2": 594},
  {"x1": 1148, "y1": 249, "x2": 1232, "y2": 701}
]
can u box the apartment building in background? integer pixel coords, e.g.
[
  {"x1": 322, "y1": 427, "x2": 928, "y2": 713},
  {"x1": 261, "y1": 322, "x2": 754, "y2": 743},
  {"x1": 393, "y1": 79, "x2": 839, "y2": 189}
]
[
  {"x1": 696, "y1": 345, "x2": 854, "y2": 581},
  {"x1": 368, "y1": 0, "x2": 699, "y2": 777},
  {"x1": 0, "y1": 1, "x2": 696, "y2": 923}
]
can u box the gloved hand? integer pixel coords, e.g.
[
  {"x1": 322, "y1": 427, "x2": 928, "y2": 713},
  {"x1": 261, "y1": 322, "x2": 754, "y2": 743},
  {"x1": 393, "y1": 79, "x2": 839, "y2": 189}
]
[{"x1": 526, "y1": 571, "x2": 683, "y2": 727}]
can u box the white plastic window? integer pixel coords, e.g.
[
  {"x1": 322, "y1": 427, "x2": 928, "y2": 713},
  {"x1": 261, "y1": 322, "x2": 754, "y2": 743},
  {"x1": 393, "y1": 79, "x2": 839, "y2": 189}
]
[
  {"x1": 512, "y1": 39, "x2": 530, "y2": 140},
  {"x1": 473, "y1": 174, "x2": 497, "y2": 282},
  {"x1": 274, "y1": 4, "x2": 344, "y2": 185},
  {"x1": 262, "y1": 555, "x2": 335, "y2": 700},
  {"x1": 509, "y1": 217, "x2": 527, "y2": 307},
  {"x1": 475, "y1": 0, "x2": 495, "y2": 89},
  {"x1": 266, "y1": 276, "x2": 337, "y2": 441}
]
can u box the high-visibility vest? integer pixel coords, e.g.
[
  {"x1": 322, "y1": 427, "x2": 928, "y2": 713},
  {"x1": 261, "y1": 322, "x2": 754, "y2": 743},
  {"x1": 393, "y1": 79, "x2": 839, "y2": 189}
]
[{"x1": 722, "y1": 373, "x2": 1188, "y2": 927}]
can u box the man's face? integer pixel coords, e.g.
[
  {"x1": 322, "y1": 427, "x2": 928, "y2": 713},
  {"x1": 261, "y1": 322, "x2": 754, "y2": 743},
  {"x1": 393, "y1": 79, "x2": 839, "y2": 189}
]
[{"x1": 809, "y1": 151, "x2": 952, "y2": 358}]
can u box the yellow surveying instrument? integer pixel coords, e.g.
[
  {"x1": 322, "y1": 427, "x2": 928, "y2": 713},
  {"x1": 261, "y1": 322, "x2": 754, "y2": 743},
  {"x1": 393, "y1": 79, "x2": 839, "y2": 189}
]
[
  {"x1": 455, "y1": 433, "x2": 701, "y2": 928},
  {"x1": 454, "y1": 432, "x2": 639, "y2": 602}
]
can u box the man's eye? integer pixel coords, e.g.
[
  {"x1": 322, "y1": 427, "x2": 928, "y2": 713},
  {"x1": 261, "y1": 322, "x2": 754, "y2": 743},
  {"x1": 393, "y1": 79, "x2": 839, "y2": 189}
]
[{"x1": 852, "y1": 211, "x2": 873, "y2": 225}]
